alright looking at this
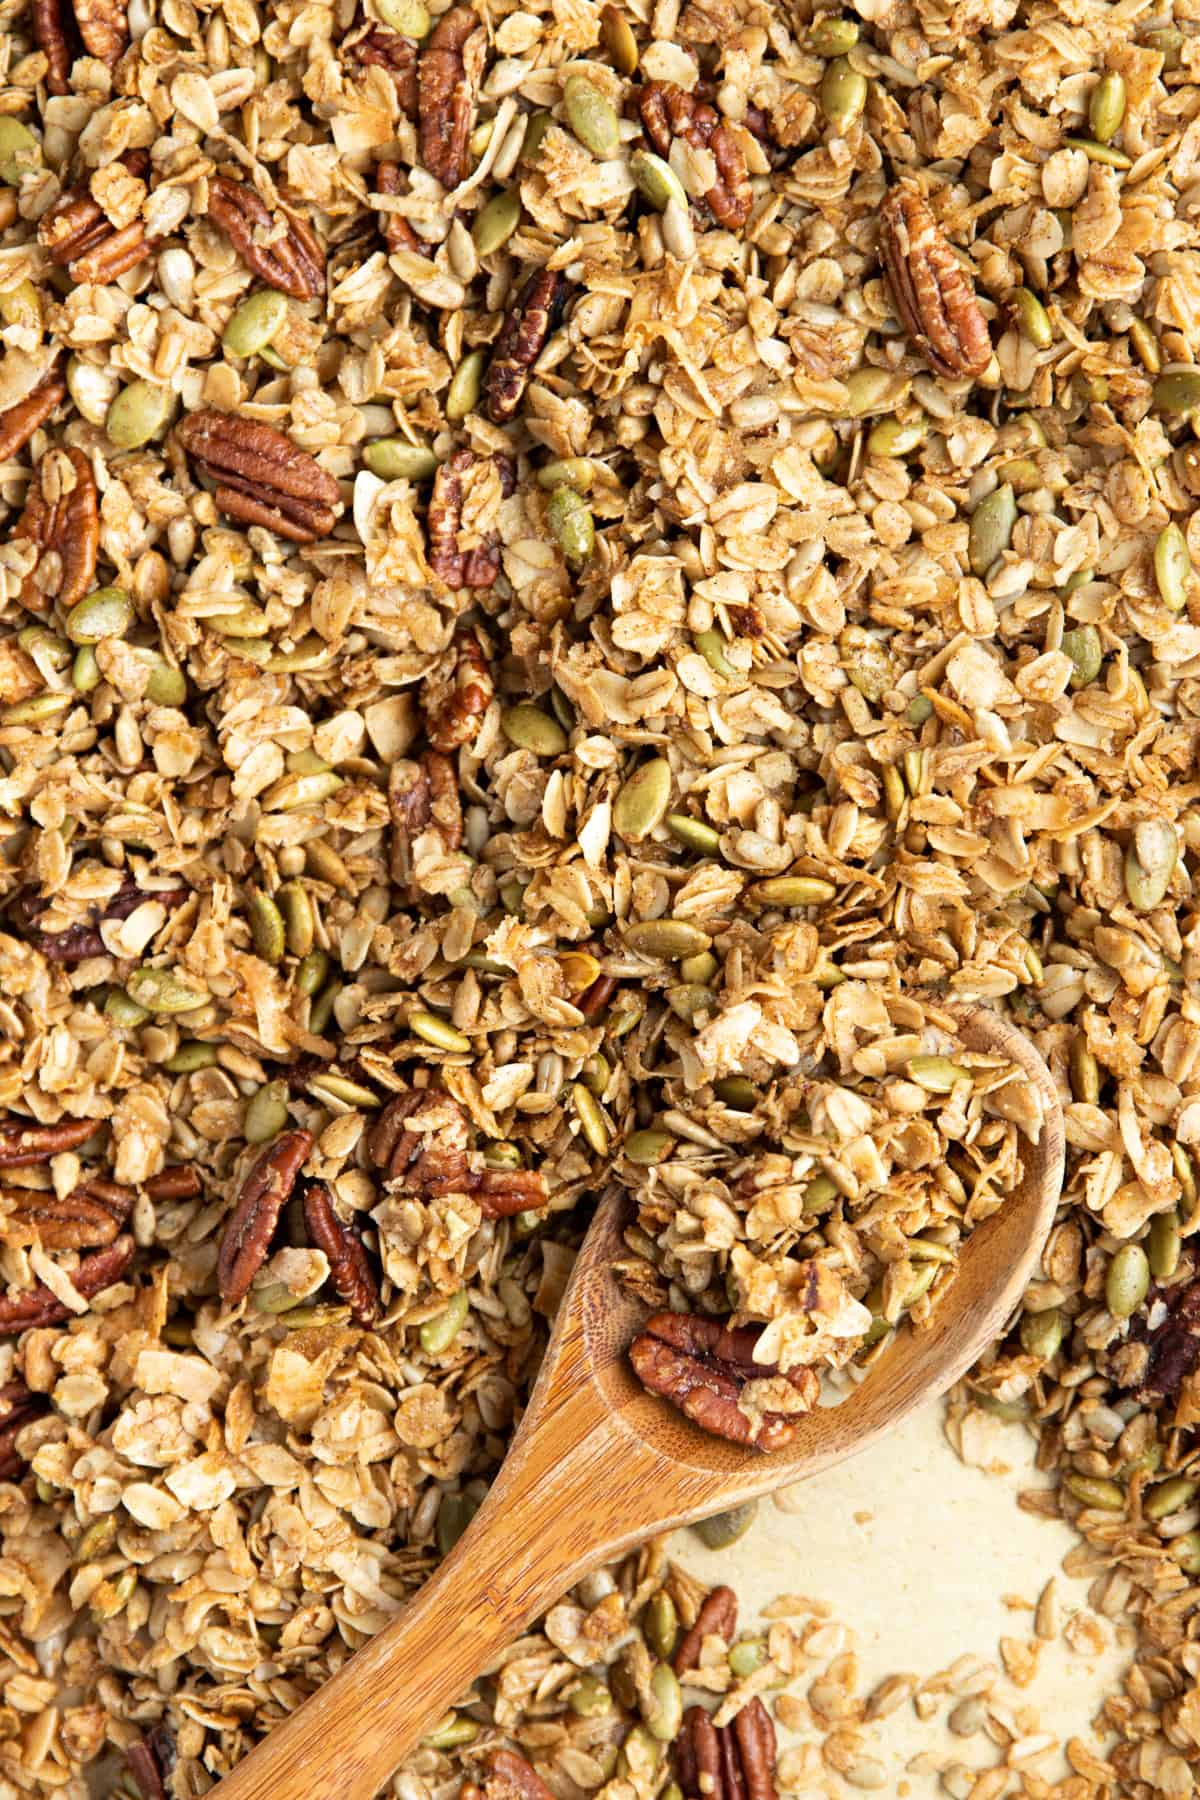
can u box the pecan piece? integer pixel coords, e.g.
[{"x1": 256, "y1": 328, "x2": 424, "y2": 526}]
[
  {"x1": 0, "y1": 1380, "x2": 44, "y2": 1479},
  {"x1": 877, "y1": 183, "x2": 991, "y2": 381},
  {"x1": 0, "y1": 1234, "x2": 135, "y2": 1335},
  {"x1": 207, "y1": 176, "x2": 325, "y2": 301},
  {"x1": 388, "y1": 750, "x2": 464, "y2": 858},
  {"x1": 0, "y1": 1117, "x2": 96, "y2": 1169},
  {"x1": 357, "y1": 29, "x2": 419, "y2": 116},
  {"x1": 637, "y1": 82, "x2": 752, "y2": 230},
  {"x1": 144, "y1": 1166, "x2": 202, "y2": 1202},
  {"x1": 629, "y1": 1311, "x2": 819, "y2": 1451},
  {"x1": 126, "y1": 1729, "x2": 176, "y2": 1800},
  {"x1": 0, "y1": 357, "x2": 67, "y2": 462},
  {"x1": 178, "y1": 411, "x2": 341, "y2": 543},
  {"x1": 0, "y1": 1177, "x2": 134, "y2": 1250},
  {"x1": 1131, "y1": 1277, "x2": 1200, "y2": 1400},
  {"x1": 368, "y1": 1090, "x2": 471, "y2": 1196},
  {"x1": 420, "y1": 629, "x2": 494, "y2": 752},
  {"x1": 33, "y1": 0, "x2": 127, "y2": 92},
  {"x1": 427, "y1": 450, "x2": 514, "y2": 589},
  {"x1": 674, "y1": 1585, "x2": 738, "y2": 1674},
  {"x1": 476, "y1": 1166, "x2": 548, "y2": 1219},
  {"x1": 578, "y1": 973, "x2": 618, "y2": 1019},
  {"x1": 217, "y1": 1130, "x2": 313, "y2": 1304},
  {"x1": 303, "y1": 1180, "x2": 380, "y2": 1324},
  {"x1": 12, "y1": 878, "x2": 188, "y2": 964},
  {"x1": 375, "y1": 160, "x2": 420, "y2": 253},
  {"x1": 484, "y1": 270, "x2": 566, "y2": 424},
  {"x1": 39, "y1": 153, "x2": 154, "y2": 284},
  {"x1": 464, "y1": 1750, "x2": 556, "y2": 1800},
  {"x1": 677, "y1": 1701, "x2": 776, "y2": 1800},
  {"x1": 11, "y1": 447, "x2": 99, "y2": 615},
  {"x1": 418, "y1": 6, "x2": 478, "y2": 190}
]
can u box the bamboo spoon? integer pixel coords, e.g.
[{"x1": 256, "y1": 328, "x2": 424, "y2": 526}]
[{"x1": 214, "y1": 1008, "x2": 1063, "y2": 1800}]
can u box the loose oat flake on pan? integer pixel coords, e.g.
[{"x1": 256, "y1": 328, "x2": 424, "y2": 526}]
[{"x1": 0, "y1": 0, "x2": 1197, "y2": 1793}]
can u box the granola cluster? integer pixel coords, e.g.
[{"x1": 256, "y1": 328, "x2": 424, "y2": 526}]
[{"x1": 0, "y1": 0, "x2": 1197, "y2": 1789}]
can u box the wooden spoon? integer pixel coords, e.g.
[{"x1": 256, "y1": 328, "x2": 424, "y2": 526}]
[{"x1": 214, "y1": 1008, "x2": 1063, "y2": 1800}]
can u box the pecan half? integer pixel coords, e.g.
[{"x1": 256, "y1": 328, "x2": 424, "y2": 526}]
[
  {"x1": 417, "y1": 6, "x2": 477, "y2": 190},
  {"x1": 0, "y1": 1234, "x2": 135, "y2": 1335},
  {"x1": 144, "y1": 1166, "x2": 202, "y2": 1202},
  {"x1": 877, "y1": 183, "x2": 991, "y2": 381},
  {"x1": 637, "y1": 82, "x2": 752, "y2": 230},
  {"x1": 0, "y1": 1117, "x2": 96, "y2": 1169},
  {"x1": 0, "y1": 1380, "x2": 44, "y2": 1479},
  {"x1": 177, "y1": 411, "x2": 341, "y2": 543},
  {"x1": 476, "y1": 1166, "x2": 548, "y2": 1219},
  {"x1": 420, "y1": 629, "x2": 494, "y2": 752},
  {"x1": 303, "y1": 1181, "x2": 380, "y2": 1324},
  {"x1": 464, "y1": 1750, "x2": 556, "y2": 1800},
  {"x1": 39, "y1": 153, "x2": 154, "y2": 284},
  {"x1": 126, "y1": 1729, "x2": 176, "y2": 1800},
  {"x1": 357, "y1": 29, "x2": 419, "y2": 117},
  {"x1": 388, "y1": 750, "x2": 464, "y2": 856},
  {"x1": 677, "y1": 1700, "x2": 776, "y2": 1800},
  {"x1": 11, "y1": 447, "x2": 99, "y2": 615},
  {"x1": 375, "y1": 161, "x2": 420, "y2": 253},
  {"x1": 11, "y1": 879, "x2": 188, "y2": 964},
  {"x1": 207, "y1": 176, "x2": 325, "y2": 301},
  {"x1": 217, "y1": 1130, "x2": 313, "y2": 1304},
  {"x1": 484, "y1": 270, "x2": 566, "y2": 424},
  {"x1": 367, "y1": 1091, "x2": 548, "y2": 1217},
  {"x1": 427, "y1": 450, "x2": 514, "y2": 589},
  {"x1": 629, "y1": 1311, "x2": 819, "y2": 1451},
  {"x1": 0, "y1": 1177, "x2": 134, "y2": 1250},
  {"x1": 1128, "y1": 1278, "x2": 1200, "y2": 1400},
  {"x1": 0, "y1": 357, "x2": 67, "y2": 462},
  {"x1": 674, "y1": 1585, "x2": 737, "y2": 1674},
  {"x1": 33, "y1": 0, "x2": 127, "y2": 92}
]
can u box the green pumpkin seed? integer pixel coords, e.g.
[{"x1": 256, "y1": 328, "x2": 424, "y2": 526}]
[
  {"x1": 679, "y1": 951, "x2": 718, "y2": 984},
  {"x1": 253, "y1": 1282, "x2": 305, "y2": 1315},
  {"x1": 693, "y1": 1499, "x2": 758, "y2": 1548},
  {"x1": 0, "y1": 281, "x2": 41, "y2": 332},
  {"x1": 423, "y1": 1712, "x2": 479, "y2": 1750},
  {"x1": 363, "y1": 438, "x2": 438, "y2": 481},
  {"x1": 222, "y1": 289, "x2": 288, "y2": 358},
  {"x1": 244, "y1": 1080, "x2": 290, "y2": 1144},
  {"x1": 307, "y1": 1072, "x2": 381, "y2": 1109},
  {"x1": 296, "y1": 948, "x2": 330, "y2": 996},
  {"x1": 601, "y1": 3, "x2": 638, "y2": 73},
  {"x1": 106, "y1": 380, "x2": 172, "y2": 450},
  {"x1": 694, "y1": 629, "x2": 738, "y2": 680},
  {"x1": 264, "y1": 635, "x2": 331, "y2": 675},
  {"x1": 809, "y1": 13, "x2": 858, "y2": 53},
  {"x1": 1010, "y1": 287, "x2": 1053, "y2": 348},
  {"x1": 282, "y1": 1302, "x2": 351, "y2": 1329},
  {"x1": 714, "y1": 1076, "x2": 757, "y2": 1110},
  {"x1": 1105, "y1": 1243, "x2": 1149, "y2": 1318},
  {"x1": 968, "y1": 484, "x2": 1017, "y2": 576},
  {"x1": 644, "y1": 1591, "x2": 678, "y2": 1660},
  {"x1": 435, "y1": 1490, "x2": 480, "y2": 1556},
  {"x1": 308, "y1": 980, "x2": 342, "y2": 1034},
  {"x1": 666, "y1": 983, "x2": 713, "y2": 1024},
  {"x1": 164, "y1": 1040, "x2": 218, "y2": 1074},
  {"x1": 729, "y1": 1638, "x2": 766, "y2": 1678},
  {"x1": 536, "y1": 457, "x2": 596, "y2": 492},
  {"x1": 613, "y1": 758, "x2": 672, "y2": 841},
  {"x1": 1127, "y1": 317, "x2": 1161, "y2": 374},
  {"x1": 1144, "y1": 25, "x2": 1184, "y2": 67},
  {"x1": 521, "y1": 109, "x2": 553, "y2": 162},
  {"x1": 820, "y1": 56, "x2": 867, "y2": 132},
  {"x1": 501, "y1": 703, "x2": 568, "y2": 755},
  {"x1": 75, "y1": 1515, "x2": 119, "y2": 1563},
  {"x1": 18, "y1": 625, "x2": 70, "y2": 669},
  {"x1": 471, "y1": 189, "x2": 522, "y2": 255},
  {"x1": 248, "y1": 892, "x2": 286, "y2": 964},
  {"x1": 642, "y1": 1663, "x2": 682, "y2": 1742},
  {"x1": 546, "y1": 485, "x2": 595, "y2": 567},
  {"x1": 1154, "y1": 523, "x2": 1191, "y2": 612},
  {"x1": 1061, "y1": 624, "x2": 1102, "y2": 688},
  {"x1": 65, "y1": 586, "x2": 133, "y2": 645},
  {"x1": 90, "y1": 1567, "x2": 138, "y2": 1621},
  {"x1": 617, "y1": 1726, "x2": 662, "y2": 1779},
  {"x1": 446, "y1": 347, "x2": 486, "y2": 421},
  {"x1": 1148, "y1": 1210, "x2": 1181, "y2": 1281},
  {"x1": 1063, "y1": 137, "x2": 1132, "y2": 168},
  {"x1": 0, "y1": 119, "x2": 41, "y2": 186},
  {"x1": 1124, "y1": 819, "x2": 1177, "y2": 910},
  {"x1": 375, "y1": 0, "x2": 430, "y2": 31},
  {"x1": 1153, "y1": 365, "x2": 1200, "y2": 415},
  {"x1": 276, "y1": 882, "x2": 314, "y2": 957},
  {"x1": 409, "y1": 1010, "x2": 471, "y2": 1052},
  {"x1": 261, "y1": 770, "x2": 344, "y2": 811},
  {"x1": 906, "y1": 693, "x2": 933, "y2": 724},
  {"x1": 1019, "y1": 1308, "x2": 1064, "y2": 1360},
  {"x1": 866, "y1": 413, "x2": 926, "y2": 456},
  {"x1": 630, "y1": 149, "x2": 687, "y2": 212},
  {"x1": 105, "y1": 988, "x2": 151, "y2": 1027},
  {"x1": 844, "y1": 366, "x2": 903, "y2": 416},
  {"x1": 1176, "y1": 1531, "x2": 1200, "y2": 1574},
  {"x1": 623, "y1": 1128, "x2": 673, "y2": 1166},
  {"x1": 624, "y1": 918, "x2": 712, "y2": 959},
  {"x1": 1145, "y1": 1475, "x2": 1197, "y2": 1520},
  {"x1": 126, "y1": 966, "x2": 210, "y2": 1014},
  {"x1": 1069, "y1": 1037, "x2": 1101, "y2": 1103},
  {"x1": 142, "y1": 657, "x2": 187, "y2": 705},
  {"x1": 572, "y1": 1082, "x2": 609, "y2": 1154},
  {"x1": 563, "y1": 74, "x2": 620, "y2": 159},
  {"x1": 907, "y1": 1054, "x2": 970, "y2": 1092},
  {"x1": 72, "y1": 646, "x2": 100, "y2": 693},
  {"x1": 419, "y1": 1287, "x2": 469, "y2": 1354},
  {"x1": 568, "y1": 1673, "x2": 613, "y2": 1717},
  {"x1": 1088, "y1": 72, "x2": 1127, "y2": 143},
  {"x1": 750, "y1": 876, "x2": 836, "y2": 906},
  {"x1": 665, "y1": 813, "x2": 721, "y2": 855}
]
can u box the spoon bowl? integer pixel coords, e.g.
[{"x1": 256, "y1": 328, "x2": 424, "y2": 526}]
[{"x1": 212, "y1": 1007, "x2": 1063, "y2": 1800}]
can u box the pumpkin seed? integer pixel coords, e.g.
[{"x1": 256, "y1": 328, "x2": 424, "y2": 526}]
[
  {"x1": 363, "y1": 438, "x2": 439, "y2": 481},
  {"x1": 642, "y1": 1663, "x2": 682, "y2": 1742},
  {"x1": 1177, "y1": 1531, "x2": 1200, "y2": 1574},
  {"x1": 446, "y1": 347, "x2": 486, "y2": 420},
  {"x1": 245, "y1": 1080, "x2": 290, "y2": 1144},
  {"x1": 164, "y1": 1040, "x2": 218, "y2": 1074},
  {"x1": 1144, "y1": 25, "x2": 1184, "y2": 67},
  {"x1": 866, "y1": 413, "x2": 926, "y2": 456},
  {"x1": 572, "y1": 1082, "x2": 609, "y2": 1154},
  {"x1": 75, "y1": 1515, "x2": 119, "y2": 1563},
  {"x1": 90, "y1": 1568, "x2": 137, "y2": 1621},
  {"x1": 0, "y1": 280, "x2": 41, "y2": 332},
  {"x1": 265, "y1": 634, "x2": 331, "y2": 675},
  {"x1": 546, "y1": 485, "x2": 595, "y2": 566},
  {"x1": 72, "y1": 646, "x2": 100, "y2": 692},
  {"x1": 1128, "y1": 317, "x2": 1161, "y2": 374},
  {"x1": 105, "y1": 988, "x2": 151, "y2": 1027},
  {"x1": 1010, "y1": 287, "x2": 1053, "y2": 348},
  {"x1": 282, "y1": 1302, "x2": 351, "y2": 1329},
  {"x1": 693, "y1": 1499, "x2": 758, "y2": 1548},
  {"x1": 623, "y1": 1128, "x2": 673, "y2": 1166},
  {"x1": 253, "y1": 1282, "x2": 304, "y2": 1315},
  {"x1": 1069, "y1": 1037, "x2": 1100, "y2": 1103},
  {"x1": 375, "y1": 0, "x2": 430, "y2": 29},
  {"x1": 563, "y1": 75, "x2": 620, "y2": 159},
  {"x1": 666, "y1": 983, "x2": 713, "y2": 1024},
  {"x1": 1063, "y1": 137, "x2": 1131, "y2": 168},
  {"x1": 423, "y1": 1713, "x2": 479, "y2": 1750},
  {"x1": 1020, "y1": 1308, "x2": 1064, "y2": 1360},
  {"x1": 1154, "y1": 523, "x2": 1191, "y2": 612},
  {"x1": 483, "y1": 1139, "x2": 524, "y2": 1169},
  {"x1": 906, "y1": 693, "x2": 933, "y2": 724},
  {"x1": 1088, "y1": 73, "x2": 1127, "y2": 144},
  {"x1": 613, "y1": 758, "x2": 672, "y2": 841},
  {"x1": 1061, "y1": 624, "x2": 1102, "y2": 688},
  {"x1": 419, "y1": 1287, "x2": 469, "y2": 1354},
  {"x1": 296, "y1": 948, "x2": 329, "y2": 996},
  {"x1": 729, "y1": 1638, "x2": 766, "y2": 1677},
  {"x1": 968, "y1": 483, "x2": 1017, "y2": 576},
  {"x1": 521, "y1": 109, "x2": 553, "y2": 162},
  {"x1": 694, "y1": 628, "x2": 737, "y2": 678},
  {"x1": 881, "y1": 764, "x2": 905, "y2": 821},
  {"x1": 0, "y1": 119, "x2": 40, "y2": 186},
  {"x1": 436, "y1": 1490, "x2": 480, "y2": 1556},
  {"x1": 624, "y1": 919, "x2": 712, "y2": 959},
  {"x1": 1153, "y1": 365, "x2": 1200, "y2": 415},
  {"x1": 65, "y1": 586, "x2": 132, "y2": 645},
  {"x1": 276, "y1": 881, "x2": 314, "y2": 957},
  {"x1": 617, "y1": 1727, "x2": 662, "y2": 1779},
  {"x1": 409, "y1": 1010, "x2": 471, "y2": 1052},
  {"x1": 808, "y1": 13, "x2": 859, "y2": 53},
  {"x1": 844, "y1": 366, "x2": 904, "y2": 416},
  {"x1": 308, "y1": 1072, "x2": 381, "y2": 1110},
  {"x1": 0, "y1": 690, "x2": 73, "y2": 726},
  {"x1": 1145, "y1": 1475, "x2": 1197, "y2": 1520},
  {"x1": 1064, "y1": 1473, "x2": 1124, "y2": 1511},
  {"x1": 644, "y1": 1591, "x2": 678, "y2": 1660},
  {"x1": 1124, "y1": 819, "x2": 1177, "y2": 910},
  {"x1": 750, "y1": 876, "x2": 836, "y2": 906},
  {"x1": 222, "y1": 289, "x2": 288, "y2": 357},
  {"x1": 536, "y1": 457, "x2": 595, "y2": 492},
  {"x1": 714, "y1": 1076, "x2": 758, "y2": 1110},
  {"x1": 501, "y1": 703, "x2": 568, "y2": 755},
  {"x1": 569, "y1": 1674, "x2": 613, "y2": 1717},
  {"x1": 143, "y1": 657, "x2": 187, "y2": 705},
  {"x1": 106, "y1": 380, "x2": 172, "y2": 449},
  {"x1": 559, "y1": 950, "x2": 601, "y2": 993},
  {"x1": 1148, "y1": 1210, "x2": 1181, "y2": 1281},
  {"x1": 308, "y1": 980, "x2": 342, "y2": 1033},
  {"x1": 247, "y1": 892, "x2": 285, "y2": 964},
  {"x1": 665, "y1": 813, "x2": 721, "y2": 855},
  {"x1": 601, "y1": 3, "x2": 638, "y2": 72},
  {"x1": 907, "y1": 1054, "x2": 970, "y2": 1092},
  {"x1": 820, "y1": 56, "x2": 867, "y2": 132},
  {"x1": 262, "y1": 770, "x2": 344, "y2": 811},
  {"x1": 126, "y1": 966, "x2": 209, "y2": 1014},
  {"x1": 472, "y1": 189, "x2": 522, "y2": 255},
  {"x1": 1106, "y1": 1243, "x2": 1150, "y2": 1318},
  {"x1": 630, "y1": 149, "x2": 687, "y2": 212}
]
